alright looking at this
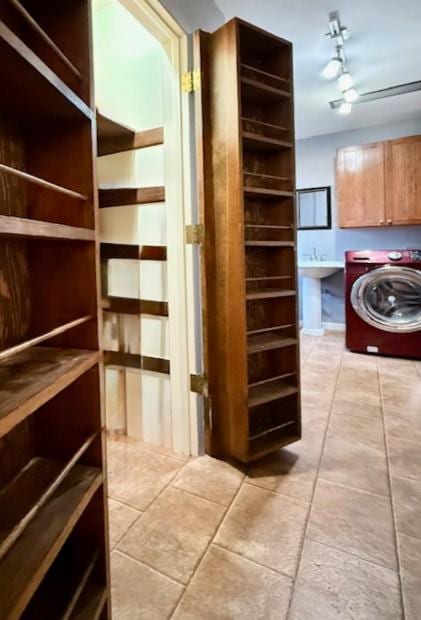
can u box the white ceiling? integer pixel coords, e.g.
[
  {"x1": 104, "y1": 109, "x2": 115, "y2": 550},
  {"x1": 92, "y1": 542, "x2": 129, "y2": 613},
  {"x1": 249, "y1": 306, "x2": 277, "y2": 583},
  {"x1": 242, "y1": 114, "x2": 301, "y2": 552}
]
[{"x1": 214, "y1": 0, "x2": 421, "y2": 139}]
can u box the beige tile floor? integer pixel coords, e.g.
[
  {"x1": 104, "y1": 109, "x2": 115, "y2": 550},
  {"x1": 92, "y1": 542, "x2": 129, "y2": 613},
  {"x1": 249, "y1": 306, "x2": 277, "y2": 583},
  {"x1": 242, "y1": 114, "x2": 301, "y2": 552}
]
[{"x1": 107, "y1": 331, "x2": 421, "y2": 619}]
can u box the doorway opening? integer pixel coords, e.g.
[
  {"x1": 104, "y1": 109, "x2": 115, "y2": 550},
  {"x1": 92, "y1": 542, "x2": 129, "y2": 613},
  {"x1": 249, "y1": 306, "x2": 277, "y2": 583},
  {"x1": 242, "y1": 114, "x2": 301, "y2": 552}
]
[{"x1": 93, "y1": 0, "x2": 203, "y2": 458}]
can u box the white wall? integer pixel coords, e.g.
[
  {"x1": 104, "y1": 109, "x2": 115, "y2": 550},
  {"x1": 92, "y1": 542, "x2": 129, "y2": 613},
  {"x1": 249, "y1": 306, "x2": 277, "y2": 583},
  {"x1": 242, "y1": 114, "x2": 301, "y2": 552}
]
[
  {"x1": 93, "y1": 1, "x2": 172, "y2": 446},
  {"x1": 296, "y1": 118, "x2": 421, "y2": 323}
]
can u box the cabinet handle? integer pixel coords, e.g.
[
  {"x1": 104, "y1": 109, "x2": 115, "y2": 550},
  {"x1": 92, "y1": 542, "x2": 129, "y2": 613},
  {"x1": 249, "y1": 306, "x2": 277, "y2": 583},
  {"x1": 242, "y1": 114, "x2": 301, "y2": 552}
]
[
  {"x1": 378, "y1": 220, "x2": 385, "y2": 225},
  {"x1": 387, "y1": 219, "x2": 392, "y2": 225}
]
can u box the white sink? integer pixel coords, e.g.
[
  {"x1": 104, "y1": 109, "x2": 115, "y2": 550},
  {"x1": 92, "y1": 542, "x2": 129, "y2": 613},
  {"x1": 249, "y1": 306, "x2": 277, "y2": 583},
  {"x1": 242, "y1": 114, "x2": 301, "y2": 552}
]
[
  {"x1": 298, "y1": 260, "x2": 344, "y2": 336},
  {"x1": 299, "y1": 260, "x2": 344, "y2": 279}
]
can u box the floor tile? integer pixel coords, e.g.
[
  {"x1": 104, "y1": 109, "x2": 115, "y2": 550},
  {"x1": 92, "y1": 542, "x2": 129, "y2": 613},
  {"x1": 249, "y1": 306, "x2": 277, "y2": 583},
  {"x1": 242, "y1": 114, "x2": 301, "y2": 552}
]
[
  {"x1": 107, "y1": 439, "x2": 183, "y2": 510},
  {"x1": 111, "y1": 550, "x2": 183, "y2": 620},
  {"x1": 389, "y1": 437, "x2": 421, "y2": 481},
  {"x1": 342, "y1": 350, "x2": 379, "y2": 370},
  {"x1": 380, "y1": 380, "x2": 421, "y2": 413},
  {"x1": 331, "y1": 390, "x2": 382, "y2": 419},
  {"x1": 379, "y1": 356, "x2": 419, "y2": 380},
  {"x1": 319, "y1": 436, "x2": 389, "y2": 496},
  {"x1": 289, "y1": 540, "x2": 402, "y2": 620},
  {"x1": 247, "y1": 441, "x2": 320, "y2": 503},
  {"x1": 308, "y1": 479, "x2": 397, "y2": 570},
  {"x1": 384, "y1": 409, "x2": 421, "y2": 444},
  {"x1": 108, "y1": 498, "x2": 141, "y2": 549},
  {"x1": 215, "y1": 484, "x2": 308, "y2": 577},
  {"x1": 336, "y1": 367, "x2": 379, "y2": 395},
  {"x1": 172, "y1": 545, "x2": 292, "y2": 620},
  {"x1": 392, "y1": 476, "x2": 421, "y2": 539},
  {"x1": 172, "y1": 455, "x2": 245, "y2": 506},
  {"x1": 328, "y1": 412, "x2": 385, "y2": 450},
  {"x1": 398, "y1": 534, "x2": 421, "y2": 620},
  {"x1": 118, "y1": 487, "x2": 224, "y2": 584}
]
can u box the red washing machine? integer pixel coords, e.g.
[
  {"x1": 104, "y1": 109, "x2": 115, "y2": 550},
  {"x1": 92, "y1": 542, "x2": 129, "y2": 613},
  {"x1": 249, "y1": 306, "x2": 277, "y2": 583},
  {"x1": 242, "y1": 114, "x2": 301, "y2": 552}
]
[{"x1": 345, "y1": 250, "x2": 421, "y2": 359}]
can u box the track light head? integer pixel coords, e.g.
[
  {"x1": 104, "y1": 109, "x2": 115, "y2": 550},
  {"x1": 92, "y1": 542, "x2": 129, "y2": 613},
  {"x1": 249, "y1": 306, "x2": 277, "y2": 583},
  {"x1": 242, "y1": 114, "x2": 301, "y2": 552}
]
[
  {"x1": 344, "y1": 88, "x2": 359, "y2": 103},
  {"x1": 338, "y1": 101, "x2": 352, "y2": 114},
  {"x1": 338, "y1": 71, "x2": 353, "y2": 91},
  {"x1": 322, "y1": 56, "x2": 342, "y2": 79}
]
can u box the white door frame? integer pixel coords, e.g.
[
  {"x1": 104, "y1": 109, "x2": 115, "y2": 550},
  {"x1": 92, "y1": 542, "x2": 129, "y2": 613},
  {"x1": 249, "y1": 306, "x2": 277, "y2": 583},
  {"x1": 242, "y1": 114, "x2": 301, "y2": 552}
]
[{"x1": 118, "y1": 0, "x2": 201, "y2": 456}]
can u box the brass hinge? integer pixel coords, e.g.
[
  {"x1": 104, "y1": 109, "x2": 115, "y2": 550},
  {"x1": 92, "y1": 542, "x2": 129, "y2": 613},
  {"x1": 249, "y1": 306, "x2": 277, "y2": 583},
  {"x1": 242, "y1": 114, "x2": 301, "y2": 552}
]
[
  {"x1": 185, "y1": 224, "x2": 204, "y2": 245},
  {"x1": 182, "y1": 69, "x2": 201, "y2": 93},
  {"x1": 190, "y1": 373, "x2": 209, "y2": 397}
]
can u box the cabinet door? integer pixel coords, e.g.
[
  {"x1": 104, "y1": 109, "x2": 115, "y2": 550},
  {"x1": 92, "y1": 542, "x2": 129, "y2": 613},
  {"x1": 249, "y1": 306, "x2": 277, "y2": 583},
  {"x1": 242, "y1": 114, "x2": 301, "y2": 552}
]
[
  {"x1": 385, "y1": 135, "x2": 421, "y2": 226},
  {"x1": 337, "y1": 143, "x2": 386, "y2": 227}
]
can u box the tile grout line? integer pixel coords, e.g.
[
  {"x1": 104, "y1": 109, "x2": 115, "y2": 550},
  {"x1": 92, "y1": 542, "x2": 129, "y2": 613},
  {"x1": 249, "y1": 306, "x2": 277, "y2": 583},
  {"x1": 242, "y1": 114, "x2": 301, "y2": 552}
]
[
  {"x1": 378, "y1": 357, "x2": 407, "y2": 620},
  {"x1": 212, "y1": 541, "x2": 294, "y2": 581},
  {"x1": 168, "y1": 469, "x2": 250, "y2": 618},
  {"x1": 285, "y1": 341, "x2": 345, "y2": 619},
  {"x1": 114, "y1": 548, "x2": 188, "y2": 587}
]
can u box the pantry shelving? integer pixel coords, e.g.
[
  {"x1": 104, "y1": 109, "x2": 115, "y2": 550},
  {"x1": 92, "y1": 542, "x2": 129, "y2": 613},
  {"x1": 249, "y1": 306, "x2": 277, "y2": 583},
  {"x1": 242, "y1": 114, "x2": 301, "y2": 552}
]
[
  {"x1": 0, "y1": 2, "x2": 110, "y2": 617},
  {"x1": 195, "y1": 18, "x2": 300, "y2": 462}
]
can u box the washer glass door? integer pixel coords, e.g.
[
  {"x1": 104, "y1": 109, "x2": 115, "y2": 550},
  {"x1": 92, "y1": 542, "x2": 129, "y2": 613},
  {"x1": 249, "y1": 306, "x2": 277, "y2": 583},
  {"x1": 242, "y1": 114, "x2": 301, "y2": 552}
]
[{"x1": 351, "y1": 266, "x2": 421, "y2": 333}]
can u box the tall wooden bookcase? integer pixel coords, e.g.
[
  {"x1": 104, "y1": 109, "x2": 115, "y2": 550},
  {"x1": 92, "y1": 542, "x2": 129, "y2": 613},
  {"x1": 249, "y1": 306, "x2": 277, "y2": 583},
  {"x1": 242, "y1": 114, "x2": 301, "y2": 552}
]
[
  {"x1": 0, "y1": 2, "x2": 110, "y2": 617},
  {"x1": 196, "y1": 18, "x2": 301, "y2": 463}
]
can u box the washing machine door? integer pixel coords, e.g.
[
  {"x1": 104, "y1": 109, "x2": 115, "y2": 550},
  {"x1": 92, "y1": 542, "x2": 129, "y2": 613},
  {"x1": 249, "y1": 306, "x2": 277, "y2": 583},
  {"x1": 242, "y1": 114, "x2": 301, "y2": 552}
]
[{"x1": 351, "y1": 266, "x2": 421, "y2": 333}]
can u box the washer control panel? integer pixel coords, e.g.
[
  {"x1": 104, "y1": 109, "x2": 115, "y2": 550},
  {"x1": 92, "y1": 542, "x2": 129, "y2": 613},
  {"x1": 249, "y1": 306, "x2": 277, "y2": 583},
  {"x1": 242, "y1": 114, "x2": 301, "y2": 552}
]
[
  {"x1": 388, "y1": 251, "x2": 402, "y2": 261},
  {"x1": 410, "y1": 250, "x2": 421, "y2": 261}
]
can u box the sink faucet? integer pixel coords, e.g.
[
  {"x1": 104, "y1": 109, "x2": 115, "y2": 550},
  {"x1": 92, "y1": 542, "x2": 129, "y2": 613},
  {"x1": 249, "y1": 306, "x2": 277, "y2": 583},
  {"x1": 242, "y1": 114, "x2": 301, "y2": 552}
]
[{"x1": 312, "y1": 247, "x2": 318, "y2": 261}]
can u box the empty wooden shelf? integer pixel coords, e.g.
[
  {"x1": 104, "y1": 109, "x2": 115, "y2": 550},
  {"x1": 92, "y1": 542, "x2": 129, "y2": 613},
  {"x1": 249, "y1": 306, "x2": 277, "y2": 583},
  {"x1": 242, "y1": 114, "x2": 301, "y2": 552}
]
[
  {"x1": 102, "y1": 297, "x2": 169, "y2": 317},
  {"x1": 0, "y1": 1, "x2": 110, "y2": 614},
  {"x1": 101, "y1": 243, "x2": 167, "y2": 261},
  {"x1": 97, "y1": 111, "x2": 163, "y2": 156},
  {"x1": 195, "y1": 18, "x2": 300, "y2": 462},
  {"x1": 0, "y1": 464, "x2": 102, "y2": 619},
  {"x1": 99, "y1": 186, "x2": 165, "y2": 208}
]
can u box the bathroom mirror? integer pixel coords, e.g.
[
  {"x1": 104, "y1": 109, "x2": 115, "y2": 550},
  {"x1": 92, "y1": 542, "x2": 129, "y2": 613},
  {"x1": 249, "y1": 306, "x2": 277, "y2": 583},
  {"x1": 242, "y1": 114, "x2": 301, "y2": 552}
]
[{"x1": 297, "y1": 186, "x2": 331, "y2": 230}]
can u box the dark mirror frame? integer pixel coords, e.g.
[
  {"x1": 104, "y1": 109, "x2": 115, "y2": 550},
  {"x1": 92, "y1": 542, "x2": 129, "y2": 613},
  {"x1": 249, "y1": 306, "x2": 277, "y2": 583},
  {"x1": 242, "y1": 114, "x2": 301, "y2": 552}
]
[{"x1": 297, "y1": 186, "x2": 332, "y2": 230}]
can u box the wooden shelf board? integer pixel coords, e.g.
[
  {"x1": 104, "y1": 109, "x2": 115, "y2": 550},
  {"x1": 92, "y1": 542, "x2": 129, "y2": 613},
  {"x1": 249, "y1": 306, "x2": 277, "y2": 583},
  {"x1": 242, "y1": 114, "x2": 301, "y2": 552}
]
[
  {"x1": 97, "y1": 112, "x2": 163, "y2": 156},
  {"x1": 0, "y1": 434, "x2": 97, "y2": 561},
  {"x1": 0, "y1": 347, "x2": 99, "y2": 440},
  {"x1": 99, "y1": 186, "x2": 165, "y2": 208},
  {"x1": 248, "y1": 432, "x2": 299, "y2": 462},
  {"x1": 245, "y1": 240, "x2": 295, "y2": 247},
  {"x1": 0, "y1": 316, "x2": 93, "y2": 363},
  {"x1": 101, "y1": 243, "x2": 167, "y2": 261},
  {"x1": 245, "y1": 224, "x2": 292, "y2": 230},
  {"x1": 0, "y1": 164, "x2": 87, "y2": 201},
  {"x1": 104, "y1": 351, "x2": 170, "y2": 375},
  {"x1": 244, "y1": 187, "x2": 294, "y2": 199},
  {"x1": 249, "y1": 371, "x2": 297, "y2": 389},
  {"x1": 69, "y1": 581, "x2": 107, "y2": 620},
  {"x1": 241, "y1": 63, "x2": 290, "y2": 85},
  {"x1": 243, "y1": 131, "x2": 293, "y2": 151},
  {"x1": 248, "y1": 381, "x2": 298, "y2": 408},
  {"x1": 244, "y1": 171, "x2": 290, "y2": 182},
  {"x1": 0, "y1": 21, "x2": 92, "y2": 122},
  {"x1": 241, "y1": 76, "x2": 291, "y2": 103},
  {"x1": 247, "y1": 323, "x2": 295, "y2": 336},
  {"x1": 0, "y1": 464, "x2": 102, "y2": 619},
  {"x1": 8, "y1": 0, "x2": 83, "y2": 80},
  {"x1": 0, "y1": 215, "x2": 94, "y2": 242},
  {"x1": 22, "y1": 548, "x2": 100, "y2": 620},
  {"x1": 102, "y1": 297, "x2": 168, "y2": 317},
  {"x1": 249, "y1": 420, "x2": 296, "y2": 442},
  {"x1": 246, "y1": 288, "x2": 296, "y2": 300},
  {"x1": 246, "y1": 275, "x2": 291, "y2": 282},
  {"x1": 247, "y1": 333, "x2": 297, "y2": 354},
  {"x1": 242, "y1": 116, "x2": 288, "y2": 133}
]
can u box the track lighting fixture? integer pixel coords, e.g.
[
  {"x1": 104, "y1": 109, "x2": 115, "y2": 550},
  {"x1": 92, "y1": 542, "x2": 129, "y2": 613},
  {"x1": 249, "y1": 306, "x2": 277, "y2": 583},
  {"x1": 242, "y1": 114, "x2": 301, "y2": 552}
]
[
  {"x1": 323, "y1": 11, "x2": 358, "y2": 114},
  {"x1": 322, "y1": 55, "x2": 342, "y2": 79}
]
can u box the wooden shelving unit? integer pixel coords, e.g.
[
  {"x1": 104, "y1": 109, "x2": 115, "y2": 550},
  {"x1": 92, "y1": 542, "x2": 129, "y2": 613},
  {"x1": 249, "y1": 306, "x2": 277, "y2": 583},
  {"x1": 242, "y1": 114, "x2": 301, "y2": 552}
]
[
  {"x1": 196, "y1": 18, "x2": 300, "y2": 462},
  {"x1": 0, "y1": 3, "x2": 110, "y2": 617},
  {"x1": 97, "y1": 114, "x2": 169, "y2": 377}
]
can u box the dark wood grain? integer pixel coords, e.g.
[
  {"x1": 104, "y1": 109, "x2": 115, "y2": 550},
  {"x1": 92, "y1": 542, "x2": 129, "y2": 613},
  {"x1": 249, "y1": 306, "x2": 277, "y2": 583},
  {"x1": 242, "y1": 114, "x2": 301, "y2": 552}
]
[
  {"x1": 99, "y1": 186, "x2": 165, "y2": 208},
  {"x1": 0, "y1": 464, "x2": 102, "y2": 619},
  {"x1": 97, "y1": 112, "x2": 163, "y2": 156},
  {"x1": 102, "y1": 297, "x2": 168, "y2": 317},
  {"x1": 101, "y1": 243, "x2": 167, "y2": 261}
]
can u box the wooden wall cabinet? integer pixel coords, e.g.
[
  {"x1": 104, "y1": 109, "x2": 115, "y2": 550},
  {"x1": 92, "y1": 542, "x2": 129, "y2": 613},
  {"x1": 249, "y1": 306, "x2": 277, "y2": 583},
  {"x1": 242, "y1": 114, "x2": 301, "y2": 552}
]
[
  {"x1": 195, "y1": 18, "x2": 301, "y2": 463},
  {"x1": 0, "y1": 2, "x2": 110, "y2": 617},
  {"x1": 385, "y1": 135, "x2": 421, "y2": 226},
  {"x1": 337, "y1": 135, "x2": 421, "y2": 228}
]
